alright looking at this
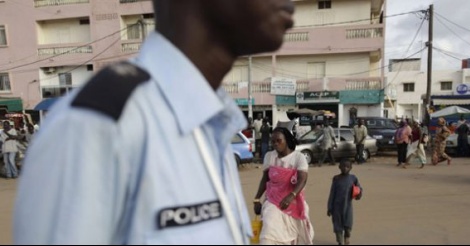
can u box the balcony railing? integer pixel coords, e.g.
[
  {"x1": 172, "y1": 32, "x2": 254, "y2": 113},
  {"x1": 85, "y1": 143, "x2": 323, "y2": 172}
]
[
  {"x1": 284, "y1": 32, "x2": 309, "y2": 42},
  {"x1": 38, "y1": 46, "x2": 93, "y2": 56},
  {"x1": 345, "y1": 78, "x2": 382, "y2": 90},
  {"x1": 120, "y1": 0, "x2": 151, "y2": 3},
  {"x1": 34, "y1": 0, "x2": 89, "y2": 8},
  {"x1": 346, "y1": 27, "x2": 383, "y2": 39},
  {"x1": 222, "y1": 83, "x2": 239, "y2": 94},
  {"x1": 121, "y1": 42, "x2": 142, "y2": 53}
]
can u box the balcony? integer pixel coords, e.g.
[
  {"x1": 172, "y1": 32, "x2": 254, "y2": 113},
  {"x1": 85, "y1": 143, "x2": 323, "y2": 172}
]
[
  {"x1": 34, "y1": 0, "x2": 89, "y2": 8},
  {"x1": 38, "y1": 45, "x2": 92, "y2": 56},
  {"x1": 273, "y1": 24, "x2": 384, "y2": 56},
  {"x1": 345, "y1": 78, "x2": 382, "y2": 90},
  {"x1": 121, "y1": 41, "x2": 142, "y2": 53}
]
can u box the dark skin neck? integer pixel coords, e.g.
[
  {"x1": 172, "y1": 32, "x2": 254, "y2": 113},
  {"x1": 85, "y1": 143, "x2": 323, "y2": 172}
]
[
  {"x1": 156, "y1": 1, "x2": 236, "y2": 90},
  {"x1": 277, "y1": 148, "x2": 293, "y2": 158}
]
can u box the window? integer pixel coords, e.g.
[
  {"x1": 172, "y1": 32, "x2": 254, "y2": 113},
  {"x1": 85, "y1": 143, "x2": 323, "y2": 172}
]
[
  {"x1": 127, "y1": 23, "x2": 142, "y2": 39},
  {"x1": 59, "y1": 73, "x2": 72, "y2": 86},
  {"x1": 403, "y1": 83, "x2": 414, "y2": 92},
  {"x1": 441, "y1": 81, "x2": 452, "y2": 91},
  {"x1": 79, "y1": 19, "x2": 90, "y2": 25},
  {"x1": 0, "y1": 25, "x2": 7, "y2": 46},
  {"x1": 42, "y1": 86, "x2": 76, "y2": 98},
  {"x1": 0, "y1": 73, "x2": 11, "y2": 91},
  {"x1": 142, "y1": 13, "x2": 154, "y2": 19},
  {"x1": 318, "y1": 0, "x2": 331, "y2": 9}
]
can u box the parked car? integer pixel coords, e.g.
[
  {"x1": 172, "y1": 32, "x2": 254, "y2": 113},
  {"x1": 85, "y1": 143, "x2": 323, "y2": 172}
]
[
  {"x1": 231, "y1": 131, "x2": 254, "y2": 166},
  {"x1": 296, "y1": 128, "x2": 378, "y2": 164},
  {"x1": 445, "y1": 133, "x2": 470, "y2": 155},
  {"x1": 351, "y1": 117, "x2": 398, "y2": 151}
]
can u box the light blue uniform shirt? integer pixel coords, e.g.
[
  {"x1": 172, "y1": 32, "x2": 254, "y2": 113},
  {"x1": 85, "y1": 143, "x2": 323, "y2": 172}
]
[{"x1": 14, "y1": 32, "x2": 252, "y2": 244}]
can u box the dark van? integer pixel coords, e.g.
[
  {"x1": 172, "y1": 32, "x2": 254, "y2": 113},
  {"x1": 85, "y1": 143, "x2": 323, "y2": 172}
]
[{"x1": 351, "y1": 117, "x2": 398, "y2": 151}]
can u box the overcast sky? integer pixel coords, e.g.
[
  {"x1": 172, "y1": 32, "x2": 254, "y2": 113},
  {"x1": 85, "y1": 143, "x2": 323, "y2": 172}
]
[{"x1": 386, "y1": 0, "x2": 470, "y2": 71}]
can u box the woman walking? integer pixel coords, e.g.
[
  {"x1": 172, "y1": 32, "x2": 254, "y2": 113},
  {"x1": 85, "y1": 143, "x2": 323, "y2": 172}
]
[
  {"x1": 253, "y1": 127, "x2": 314, "y2": 245},
  {"x1": 432, "y1": 117, "x2": 452, "y2": 165},
  {"x1": 405, "y1": 120, "x2": 427, "y2": 168},
  {"x1": 395, "y1": 120, "x2": 412, "y2": 168}
]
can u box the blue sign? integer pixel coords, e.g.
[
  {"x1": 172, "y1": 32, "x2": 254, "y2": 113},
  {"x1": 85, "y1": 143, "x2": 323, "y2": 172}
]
[{"x1": 456, "y1": 84, "x2": 469, "y2": 95}]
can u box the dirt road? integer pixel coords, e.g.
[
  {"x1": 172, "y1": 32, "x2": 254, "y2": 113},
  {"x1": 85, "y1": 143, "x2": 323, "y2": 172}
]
[{"x1": 1, "y1": 155, "x2": 469, "y2": 244}]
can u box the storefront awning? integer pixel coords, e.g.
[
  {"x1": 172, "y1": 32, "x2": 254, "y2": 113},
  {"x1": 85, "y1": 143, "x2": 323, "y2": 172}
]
[
  {"x1": 0, "y1": 98, "x2": 23, "y2": 112},
  {"x1": 433, "y1": 99, "x2": 470, "y2": 105},
  {"x1": 34, "y1": 98, "x2": 60, "y2": 111}
]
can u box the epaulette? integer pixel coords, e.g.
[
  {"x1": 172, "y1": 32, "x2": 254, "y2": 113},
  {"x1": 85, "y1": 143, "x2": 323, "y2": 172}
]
[{"x1": 71, "y1": 62, "x2": 150, "y2": 121}]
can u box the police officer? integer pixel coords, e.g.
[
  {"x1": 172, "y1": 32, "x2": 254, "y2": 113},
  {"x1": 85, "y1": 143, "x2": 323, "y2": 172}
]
[{"x1": 14, "y1": 0, "x2": 296, "y2": 244}]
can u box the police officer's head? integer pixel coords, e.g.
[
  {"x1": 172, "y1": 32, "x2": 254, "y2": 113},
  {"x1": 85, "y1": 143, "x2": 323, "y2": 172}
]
[{"x1": 152, "y1": 0, "x2": 295, "y2": 56}]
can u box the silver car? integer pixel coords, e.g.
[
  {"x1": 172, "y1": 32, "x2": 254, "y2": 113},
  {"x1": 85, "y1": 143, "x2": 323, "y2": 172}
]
[{"x1": 296, "y1": 128, "x2": 378, "y2": 164}]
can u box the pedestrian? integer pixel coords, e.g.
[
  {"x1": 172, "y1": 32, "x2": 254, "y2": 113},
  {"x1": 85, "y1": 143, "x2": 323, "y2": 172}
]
[
  {"x1": 253, "y1": 113, "x2": 264, "y2": 162},
  {"x1": 352, "y1": 119, "x2": 368, "y2": 164},
  {"x1": 242, "y1": 116, "x2": 254, "y2": 139},
  {"x1": 432, "y1": 117, "x2": 452, "y2": 165},
  {"x1": 395, "y1": 120, "x2": 412, "y2": 168},
  {"x1": 405, "y1": 119, "x2": 427, "y2": 168},
  {"x1": 260, "y1": 117, "x2": 271, "y2": 161},
  {"x1": 327, "y1": 159, "x2": 362, "y2": 245},
  {"x1": 318, "y1": 121, "x2": 337, "y2": 167},
  {"x1": 0, "y1": 121, "x2": 19, "y2": 179},
  {"x1": 13, "y1": 0, "x2": 296, "y2": 244},
  {"x1": 455, "y1": 116, "x2": 469, "y2": 157},
  {"x1": 253, "y1": 127, "x2": 314, "y2": 245}
]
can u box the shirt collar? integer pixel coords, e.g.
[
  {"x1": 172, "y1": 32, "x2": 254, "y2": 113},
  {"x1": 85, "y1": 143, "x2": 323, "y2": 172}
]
[{"x1": 135, "y1": 32, "x2": 229, "y2": 135}]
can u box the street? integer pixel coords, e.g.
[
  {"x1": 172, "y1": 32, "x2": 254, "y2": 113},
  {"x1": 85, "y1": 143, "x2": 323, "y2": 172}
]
[{"x1": 1, "y1": 154, "x2": 470, "y2": 244}]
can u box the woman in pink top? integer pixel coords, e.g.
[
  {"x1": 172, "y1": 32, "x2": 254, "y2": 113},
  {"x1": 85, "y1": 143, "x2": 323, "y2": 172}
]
[
  {"x1": 395, "y1": 120, "x2": 412, "y2": 167},
  {"x1": 253, "y1": 127, "x2": 314, "y2": 245}
]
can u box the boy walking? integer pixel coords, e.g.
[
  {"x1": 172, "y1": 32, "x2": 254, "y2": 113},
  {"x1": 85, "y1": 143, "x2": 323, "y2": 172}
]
[{"x1": 327, "y1": 159, "x2": 362, "y2": 245}]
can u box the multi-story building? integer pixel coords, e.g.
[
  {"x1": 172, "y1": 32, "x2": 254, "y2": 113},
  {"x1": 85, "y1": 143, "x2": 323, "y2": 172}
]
[
  {"x1": 0, "y1": 0, "x2": 154, "y2": 114},
  {"x1": 1, "y1": 0, "x2": 386, "y2": 127},
  {"x1": 223, "y1": 0, "x2": 386, "y2": 127},
  {"x1": 386, "y1": 58, "x2": 470, "y2": 121}
]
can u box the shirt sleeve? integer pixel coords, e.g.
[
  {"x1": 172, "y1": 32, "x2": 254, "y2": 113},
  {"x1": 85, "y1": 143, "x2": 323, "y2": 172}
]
[
  {"x1": 296, "y1": 151, "x2": 309, "y2": 171},
  {"x1": 262, "y1": 151, "x2": 272, "y2": 170},
  {"x1": 14, "y1": 111, "x2": 129, "y2": 244}
]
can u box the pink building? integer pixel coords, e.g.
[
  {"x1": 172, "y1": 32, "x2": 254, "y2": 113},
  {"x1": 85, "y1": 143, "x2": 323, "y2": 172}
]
[
  {"x1": 0, "y1": 0, "x2": 154, "y2": 113},
  {"x1": 223, "y1": 0, "x2": 386, "y2": 126},
  {"x1": 0, "y1": 0, "x2": 385, "y2": 126}
]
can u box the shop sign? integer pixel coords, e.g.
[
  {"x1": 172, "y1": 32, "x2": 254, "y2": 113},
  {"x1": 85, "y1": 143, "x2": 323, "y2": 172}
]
[
  {"x1": 456, "y1": 83, "x2": 470, "y2": 95},
  {"x1": 296, "y1": 91, "x2": 340, "y2": 103},
  {"x1": 234, "y1": 98, "x2": 255, "y2": 106},
  {"x1": 271, "y1": 77, "x2": 297, "y2": 96}
]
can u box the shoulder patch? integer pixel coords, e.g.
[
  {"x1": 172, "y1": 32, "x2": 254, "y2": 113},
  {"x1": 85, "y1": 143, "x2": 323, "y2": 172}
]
[{"x1": 71, "y1": 62, "x2": 150, "y2": 121}]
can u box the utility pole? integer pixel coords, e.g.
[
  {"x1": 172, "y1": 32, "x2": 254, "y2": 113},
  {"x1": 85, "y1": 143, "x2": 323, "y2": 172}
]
[
  {"x1": 248, "y1": 56, "x2": 253, "y2": 119},
  {"x1": 425, "y1": 4, "x2": 433, "y2": 126}
]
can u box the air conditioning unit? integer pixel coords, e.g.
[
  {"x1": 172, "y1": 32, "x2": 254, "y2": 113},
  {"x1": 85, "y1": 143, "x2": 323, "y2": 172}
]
[{"x1": 44, "y1": 67, "x2": 56, "y2": 74}]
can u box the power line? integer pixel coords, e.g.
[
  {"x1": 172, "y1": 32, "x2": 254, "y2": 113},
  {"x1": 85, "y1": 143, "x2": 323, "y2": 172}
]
[
  {"x1": 37, "y1": 31, "x2": 127, "y2": 83},
  {"x1": 433, "y1": 45, "x2": 470, "y2": 59},
  {"x1": 434, "y1": 15, "x2": 470, "y2": 47},
  {"x1": 386, "y1": 16, "x2": 427, "y2": 88},
  {"x1": 434, "y1": 11, "x2": 470, "y2": 33},
  {"x1": 433, "y1": 47, "x2": 462, "y2": 61},
  {"x1": 294, "y1": 9, "x2": 426, "y2": 28},
  {"x1": 1, "y1": 8, "x2": 422, "y2": 72},
  {"x1": 0, "y1": 23, "x2": 139, "y2": 72}
]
